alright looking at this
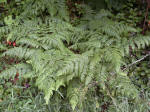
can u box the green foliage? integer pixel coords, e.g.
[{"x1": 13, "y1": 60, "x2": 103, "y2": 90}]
[{"x1": 0, "y1": 0, "x2": 150, "y2": 112}]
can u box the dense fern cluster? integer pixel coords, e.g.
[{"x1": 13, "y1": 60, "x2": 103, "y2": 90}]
[{"x1": 0, "y1": 0, "x2": 150, "y2": 111}]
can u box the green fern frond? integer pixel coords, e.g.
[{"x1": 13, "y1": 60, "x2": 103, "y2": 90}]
[
  {"x1": 0, "y1": 63, "x2": 32, "y2": 79},
  {"x1": 17, "y1": 38, "x2": 42, "y2": 48},
  {"x1": 67, "y1": 79, "x2": 82, "y2": 110},
  {"x1": 2, "y1": 47, "x2": 39, "y2": 59}
]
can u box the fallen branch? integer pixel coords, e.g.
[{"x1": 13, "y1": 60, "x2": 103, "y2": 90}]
[{"x1": 123, "y1": 53, "x2": 150, "y2": 71}]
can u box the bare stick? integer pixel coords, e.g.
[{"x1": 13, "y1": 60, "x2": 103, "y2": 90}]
[
  {"x1": 142, "y1": 5, "x2": 149, "y2": 34},
  {"x1": 123, "y1": 53, "x2": 150, "y2": 71}
]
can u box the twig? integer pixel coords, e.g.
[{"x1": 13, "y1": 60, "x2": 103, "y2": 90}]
[
  {"x1": 142, "y1": 5, "x2": 149, "y2": 34},
  {"x1": 123, "y1": 53, "x2": 150, "y2": 71}
]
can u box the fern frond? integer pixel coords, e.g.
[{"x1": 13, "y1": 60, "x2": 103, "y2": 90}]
[
  {"x1": 0, "y1": 63, "x2": 32, "y2": 79},
  {"x1": 2, "y1": 47, "x2": 40, "y2": 59},
  {"x1": 67, "y1": 79, "x2": 82, "y2": 110},
  {"x1": 18, "y1": 38, "x2": 42, "y2": 48}
]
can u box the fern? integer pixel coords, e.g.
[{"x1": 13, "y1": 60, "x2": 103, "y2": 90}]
[
  {"x1": 0, "y1": 1, "x2": 150, "y2": 110},
  {"x1": 0, "y1": 63, "x2": 32, "y2": 79}
]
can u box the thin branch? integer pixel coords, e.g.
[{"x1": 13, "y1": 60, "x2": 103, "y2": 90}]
[{"x1": 123, "y1": 53, "x2": 150, "y2": 71}]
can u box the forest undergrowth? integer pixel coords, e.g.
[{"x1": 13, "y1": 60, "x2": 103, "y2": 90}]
[{"x1": 0, "y1": 0, "x2": 150, "y2": 112}]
